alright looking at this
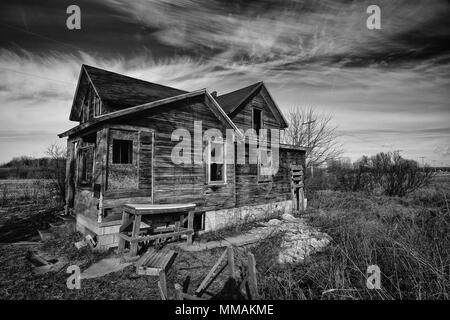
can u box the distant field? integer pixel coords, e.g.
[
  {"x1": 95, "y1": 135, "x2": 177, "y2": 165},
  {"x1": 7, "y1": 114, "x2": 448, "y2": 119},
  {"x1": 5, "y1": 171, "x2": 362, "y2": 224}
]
[{"x1": 0, "y1": 179, "x2": 56, "y2": 203}]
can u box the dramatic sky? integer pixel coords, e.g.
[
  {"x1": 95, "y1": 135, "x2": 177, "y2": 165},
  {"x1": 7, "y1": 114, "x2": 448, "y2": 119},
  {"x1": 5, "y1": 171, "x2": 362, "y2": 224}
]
[{"x1": 0, "y1": 0, "x2": 449, "y2": 165}]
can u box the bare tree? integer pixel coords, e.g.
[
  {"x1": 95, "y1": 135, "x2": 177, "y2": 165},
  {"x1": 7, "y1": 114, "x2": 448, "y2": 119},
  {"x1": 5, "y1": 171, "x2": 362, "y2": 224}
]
[
  {"x1": 283, "y1": 107, "x2": 343, "y2": 168},
  {"x1": 45, "y1": 142, "x2": 66, "y2": 203}
]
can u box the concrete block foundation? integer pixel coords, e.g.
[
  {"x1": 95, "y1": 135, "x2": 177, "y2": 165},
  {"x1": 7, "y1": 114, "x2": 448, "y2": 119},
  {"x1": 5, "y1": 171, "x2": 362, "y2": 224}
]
[{"x1": 203, "y1": 200, "x2": 293, "y2": 232}]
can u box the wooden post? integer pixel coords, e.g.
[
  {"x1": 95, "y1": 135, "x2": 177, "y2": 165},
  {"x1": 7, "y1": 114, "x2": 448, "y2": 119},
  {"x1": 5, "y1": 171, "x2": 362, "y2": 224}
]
[
  {"x1": 129, "y1": 214, "x2": 141, "y2": 257},
  {"x1": 187, "y1": 210, "x2": 194, "y2": 244},
  {"x1": 174, "y1": 283, "x2": 184, "y2": 300},
  {"x1": 299, "y1": 188, "x2": 305, "y2": 211},
  {"x1": 158, "y1": 270, "x2": 167, "y2": 300},
  {"x1": 118, "y1": 210, "x2": 131, "y2": 253},
  {"x1": 64, "y1": 140, "x2": 75, "y2": 215},
  {"x1": 227, "y1": 246, "x2": 236, "y2": 279},
  {"x1": 247, "y1": 252, "x2": 258, "y2": 299}
]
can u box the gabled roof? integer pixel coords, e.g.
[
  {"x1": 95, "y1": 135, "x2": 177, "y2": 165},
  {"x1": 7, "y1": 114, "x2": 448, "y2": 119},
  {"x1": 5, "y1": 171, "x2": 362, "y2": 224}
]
[
  {"x1": 215, "y1": 81, "x2": 289, "y2": 128},
  {"x1": 59, "y1": 90, "x2": 243, "y2": 139},
  {"x1": 215, "y1": 82, "x2": 263, "y2": 114},
  {"x1": 69, "y1": 65, "x2": 187, "y2": 121}
]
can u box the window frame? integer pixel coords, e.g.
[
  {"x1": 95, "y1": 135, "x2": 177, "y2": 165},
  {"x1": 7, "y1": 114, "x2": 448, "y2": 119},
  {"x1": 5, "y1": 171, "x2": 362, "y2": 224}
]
[
  {"x1": 252, "y1": 107, "x2": 263, "y2": 136},
  {"x1": 206, "y1": 139, "x2": 227, "y2": 185},
  {"x1": 112, "y1": 139, "x2": 133, "y2": 164},
  {"x1": 93, "y1": 95, "x2": 102, "y2": 117},
  {"x1": 258, "y1": 147, "x2": 273, "y2": 183},
  {"x1": 78, "y1": 145, "x2": 94, "y2": 187}
]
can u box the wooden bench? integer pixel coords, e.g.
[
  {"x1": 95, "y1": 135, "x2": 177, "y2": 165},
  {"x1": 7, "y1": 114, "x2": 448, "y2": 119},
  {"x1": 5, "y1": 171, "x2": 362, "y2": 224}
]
[
  {"x1": 118, "y1": 203, "x2": 196, "y2": 258},
  {"x1": 135, "y1": 248, "x2": 178, "y2": 300}
]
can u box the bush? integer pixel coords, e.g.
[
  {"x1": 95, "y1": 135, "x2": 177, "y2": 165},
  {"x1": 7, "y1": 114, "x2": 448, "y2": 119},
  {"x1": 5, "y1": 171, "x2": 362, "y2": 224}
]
[{"x1": 326, "y1": 152, "x2": 434, "y2": 197}]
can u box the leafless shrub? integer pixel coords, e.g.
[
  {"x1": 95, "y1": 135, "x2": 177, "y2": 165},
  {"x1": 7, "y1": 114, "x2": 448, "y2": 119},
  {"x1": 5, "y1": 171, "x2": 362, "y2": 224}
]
[
  {"x1": 328, "y1": 152, "x2": 434, "y2": 197},
  {"x1": 282, "y1": 107, "x2": 343, "y2": 168},
  {"x1": 45, "y1": 143, "x2": 66, "y2": 204}
]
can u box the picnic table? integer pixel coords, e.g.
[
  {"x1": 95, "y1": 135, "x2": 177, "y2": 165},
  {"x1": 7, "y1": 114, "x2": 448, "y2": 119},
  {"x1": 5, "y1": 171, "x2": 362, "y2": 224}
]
[{"x1": 118, "y1": 203, "x2": 196, "y2": 258}]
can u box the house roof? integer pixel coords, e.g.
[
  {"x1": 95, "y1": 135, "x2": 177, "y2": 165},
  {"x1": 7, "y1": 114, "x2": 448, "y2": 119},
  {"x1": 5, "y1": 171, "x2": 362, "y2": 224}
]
[
  {"x1": 215, "y1": 81, "x2": 289, "y2": 128},
  {"x1": 59, "y1": 90, "x2": 243, "y2": 139},
  {"x1": 215, "y1": 82, "x2": 263, "y2": 114},
  {"x1": 69, "y1": 65, "x2": 187, "y2": 121},
  {"x1": 62, "y1": 65, "x2": 289, "y2": 137}
]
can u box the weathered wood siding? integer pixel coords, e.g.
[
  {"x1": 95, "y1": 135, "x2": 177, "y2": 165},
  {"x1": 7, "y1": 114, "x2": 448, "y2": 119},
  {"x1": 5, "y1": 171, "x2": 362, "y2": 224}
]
[
  {"x1": 235, "y1": 147, "x2": 305, "y2": 207},
  {"x1": 111, "y1": 96, "x2": 236, "y2": 214},
  {"x1": 231, "y1": 89, "x2": 283, "y2": 133}
]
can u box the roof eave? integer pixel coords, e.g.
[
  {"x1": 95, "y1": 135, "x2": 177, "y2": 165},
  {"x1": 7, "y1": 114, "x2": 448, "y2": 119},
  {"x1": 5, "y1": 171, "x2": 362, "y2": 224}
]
[
  {"x1": 59, "y1": 89, "x2": 241, "y2": 139},
  {"x1": 59, "y1": 90, "x2": 207, "y2": 138}
]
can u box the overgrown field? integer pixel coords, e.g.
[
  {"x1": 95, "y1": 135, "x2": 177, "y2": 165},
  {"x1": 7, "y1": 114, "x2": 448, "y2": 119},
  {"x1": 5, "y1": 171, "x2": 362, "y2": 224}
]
[
  {"x1": 255, "y1": 175, "x2": 450, "y2": 300},
  {"x1": 0, "y1": 176, "x2": 448, "y2": 299},
  {"x1": 0, "y1": 179, "x2": 57, "y2": 205}
]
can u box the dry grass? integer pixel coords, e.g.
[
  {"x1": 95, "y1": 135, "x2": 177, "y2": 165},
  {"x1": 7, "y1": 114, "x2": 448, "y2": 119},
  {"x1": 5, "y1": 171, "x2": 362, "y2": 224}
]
[
  {"x1": 254, "y1": 175, "x2": 450, "y2": 300},
  {"x1": 0, "y1": 176, "x2": 448, "y2": 300},
  {"x1": 0, "y1": 179, "x2": 58, "y2": 205}
]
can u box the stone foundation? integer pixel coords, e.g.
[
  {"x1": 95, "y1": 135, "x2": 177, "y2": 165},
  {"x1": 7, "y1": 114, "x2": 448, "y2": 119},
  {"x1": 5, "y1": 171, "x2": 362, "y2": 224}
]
[{"x1": 203, "y1": 200, "x2": 293, "y2": 232}]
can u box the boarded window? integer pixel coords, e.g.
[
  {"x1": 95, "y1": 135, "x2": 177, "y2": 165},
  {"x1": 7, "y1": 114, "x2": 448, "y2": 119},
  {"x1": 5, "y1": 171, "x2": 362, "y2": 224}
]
[
  {"x1": 112, "y1": 139, "x2": 133, "y2": 164},
  {"x1": 207, "y1": 140, "x2": 226, "y2": 184},
  {"x1": 79, "y1": 147, "x2": 94, "y2": 185},
  {"x1": 252, "y1": 108, "x2": 262, "y2": 135}
]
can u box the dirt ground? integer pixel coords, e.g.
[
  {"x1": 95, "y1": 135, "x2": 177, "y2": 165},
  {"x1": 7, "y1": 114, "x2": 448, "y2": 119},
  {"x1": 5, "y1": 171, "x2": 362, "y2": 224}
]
[
  {"x1": 0, "y1": 231, "x2": 265, "y2": 299},
  {"x1": 0, "y1": 198, "x2": 271, "y2": 299}
]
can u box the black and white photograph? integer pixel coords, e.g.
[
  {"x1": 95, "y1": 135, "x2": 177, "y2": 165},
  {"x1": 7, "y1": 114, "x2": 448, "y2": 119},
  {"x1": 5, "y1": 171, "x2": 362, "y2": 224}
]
[{"x1": 0, "y1": 0, "x2": 449, "y2": 308}]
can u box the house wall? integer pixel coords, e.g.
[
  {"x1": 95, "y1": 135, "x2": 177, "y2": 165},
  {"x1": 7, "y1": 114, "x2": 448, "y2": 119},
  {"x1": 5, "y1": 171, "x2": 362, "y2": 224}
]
[
  {"x1": 68, "y1": 93, "x2": 304, "y2": 247},
  {"x1": 235, "y1": 147, "x2": 305, "y2": 207},
  {"x1": 117, "y1": 96, "x2": 236, "y2": 214}
]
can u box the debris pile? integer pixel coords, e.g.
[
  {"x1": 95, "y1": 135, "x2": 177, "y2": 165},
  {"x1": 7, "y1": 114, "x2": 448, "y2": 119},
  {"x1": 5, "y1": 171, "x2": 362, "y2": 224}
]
[{"x1": 262, "y1": 213, "x2": 331, "y2": 264}]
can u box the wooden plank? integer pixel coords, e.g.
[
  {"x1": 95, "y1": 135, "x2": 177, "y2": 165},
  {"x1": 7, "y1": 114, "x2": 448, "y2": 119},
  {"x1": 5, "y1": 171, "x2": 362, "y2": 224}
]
[
  {"x1": 123, "y1": 203, "x2": 196, "y2": 215},
  {"x1": 195, "y1": 248, "x2": 228, "y2": 296},
  {"x1": 159, "y1": 270, "x2": 167, "y2": 299},
  {"x1": 117, "y1": 211, "x2": 131, "y2": 253},
  {"x1": 160, "y1": 251, "x2": 177, "y2": 271},
  {"x1": 247, "y1": 253, "x2": 258, "y2": 299},
  {"x1": 158, "y1": 280, "x2": 167, "y2": 300},
  {"x1": 129, "y1": 229, "x2": 193, "y2": 243},
  {"x1": 227, "y1": 246, "x2": 236, "y2": 279},
  {"x1": 187, "y1": 210, "x2": 194, "y2": 245},
  {"x1": 174, "y1": 283, "x2": 184, "y2": 300},
  {"x1": 137, "y1": 266, "x2": 160, "y2": 276},
  {"x1": 129, "y1": 214, "x2": 141, "y2": 257}
]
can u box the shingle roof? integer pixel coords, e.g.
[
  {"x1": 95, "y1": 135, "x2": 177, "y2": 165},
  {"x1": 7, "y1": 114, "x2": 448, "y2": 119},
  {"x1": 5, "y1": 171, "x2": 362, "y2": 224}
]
[
  {"x1": 83, "y1": 64, "x2": 187, "y2": 109},
  {"x1": 215, "y1": 82, "x2": 263, "y2": 114}
]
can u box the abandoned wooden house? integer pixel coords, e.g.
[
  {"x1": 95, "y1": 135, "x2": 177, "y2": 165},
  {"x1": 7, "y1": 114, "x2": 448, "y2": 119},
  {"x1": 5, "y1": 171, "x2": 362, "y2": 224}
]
[{"x1": 58, "y1": 65, "x2": 306, "y2": 249}]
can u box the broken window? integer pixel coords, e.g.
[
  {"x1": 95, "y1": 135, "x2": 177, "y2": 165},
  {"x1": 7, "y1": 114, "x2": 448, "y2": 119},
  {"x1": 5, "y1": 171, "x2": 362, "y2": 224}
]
[
  {"x1": 252, "y1": 108, "x2": 263, "y2": 136},
  {"x1": 207, "y1": 140, "x2": 226, "y2": 184},
  {"x1": 79, "y1": 147, "x2": 94, "y2": 185},
  {"x1": 112, "y1": 139, "x2": 133, "y2": 164}
]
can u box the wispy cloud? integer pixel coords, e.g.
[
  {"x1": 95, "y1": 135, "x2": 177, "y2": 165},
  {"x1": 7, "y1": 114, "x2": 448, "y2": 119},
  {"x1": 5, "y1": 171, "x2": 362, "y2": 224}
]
[{"x1": 0, "y1": 0, "x2": 449, "y2": 165}]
